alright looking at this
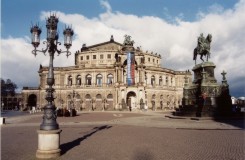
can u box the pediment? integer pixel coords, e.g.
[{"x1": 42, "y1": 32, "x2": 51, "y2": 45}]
[{"x1": 88, "y1": 41, "x2": 122, "y2": 51}]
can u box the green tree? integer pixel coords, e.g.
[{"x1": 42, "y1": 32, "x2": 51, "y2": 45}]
[{"x1": 1, "y1": 78, "x2": 18, "y2": 96}]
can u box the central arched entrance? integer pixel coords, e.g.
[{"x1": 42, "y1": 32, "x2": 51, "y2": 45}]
[
  {"x1": 127, "y1": 91, "x2": 136, "y2": 111},
  {"x1": 28, "y1": 94, "x2": 37, "y2": 110}
]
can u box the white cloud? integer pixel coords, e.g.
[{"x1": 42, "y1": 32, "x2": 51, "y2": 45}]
[
  {"x1": 1, "y1": 0, "x2": 245, "y2": 96},
  {"x1": 1, "y1": 37, "x2": 44, "y2": 88},
  {"x1": 100, "y1": 0, "x2": 112, "y2": 13}
]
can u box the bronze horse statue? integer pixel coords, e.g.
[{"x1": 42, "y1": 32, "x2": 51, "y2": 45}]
[
  {"x1": 193, "y1": 33, "x2": 212, "y2": 64},
  {"x1": 123, "y1": 35, "x2": 135, "y2": 46}
]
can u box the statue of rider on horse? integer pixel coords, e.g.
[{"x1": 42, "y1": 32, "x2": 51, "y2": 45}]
[
  {"x1": 123, "y1": 35, "x2": 135, "y2": 46},
  {"x1": 193, "y1": 33, "x2": 212, "y2": 64}
]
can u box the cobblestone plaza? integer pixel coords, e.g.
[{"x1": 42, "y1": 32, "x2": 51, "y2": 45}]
[{"x1": 1, "y1": 111, "x2": 244, "y2": 160}]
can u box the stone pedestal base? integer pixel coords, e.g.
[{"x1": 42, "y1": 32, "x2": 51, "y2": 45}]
[{"x1": 36, "y1": 129, "x2": 62, "y2": 159}]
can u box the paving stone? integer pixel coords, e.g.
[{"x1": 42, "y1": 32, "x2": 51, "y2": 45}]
[{"x1": 1, "y1": 111, "x2": 244, "y2": 160}]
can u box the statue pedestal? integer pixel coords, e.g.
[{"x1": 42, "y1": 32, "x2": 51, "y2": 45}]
[
  {"x1": 179, "y1": 61, "x2": 226, "y2": 117},
  {"x1": 36, "y1": 129, "x2": 62, "y2": 159}
]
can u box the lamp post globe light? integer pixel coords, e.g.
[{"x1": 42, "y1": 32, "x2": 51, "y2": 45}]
[{"x1": 30, "y1": 13, "x2": 74, "y2": 159}]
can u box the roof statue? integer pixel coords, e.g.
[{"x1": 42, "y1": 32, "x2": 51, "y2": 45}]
[
  {"x1": 193, "y1": 33, "x2": 212, "y2": 64},
  {"x1": 110, "y1": 35, "x2": 114, "y2": 42},
  {"x1": 123, "y1": 34, "x2": 134, "y2": 46}
]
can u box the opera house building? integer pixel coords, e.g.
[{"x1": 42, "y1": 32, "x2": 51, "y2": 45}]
[{"x1": 22, "y1": 35, "x2": 191, "y2": 111}]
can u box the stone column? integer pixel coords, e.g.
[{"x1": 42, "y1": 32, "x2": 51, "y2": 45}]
[
  {"x1": 116, "y1": 66, "x2": 122, "y2": 83},
  {"x1": 115, "y1": 67, "x2": 118, "y2": 83},
  {"x1": 139, "y1": 67, "x2": 142, "y2": 83},
  {"x1": 115, "y1": 88, "x2": 119, "y2": 110}
]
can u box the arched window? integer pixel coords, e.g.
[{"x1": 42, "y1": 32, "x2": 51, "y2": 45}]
[
  {"x1": 85, "y1": 94, "x2": 91, "y2": 100},
  {"x1": 68, "y1": 75, "x2": 72, "y2": 86},
  {"x1": 152, "y1": 94, "x2": 156, "y2": 100},
  {"x1": 159, "y1": 76, "x2": 162, "y2": 86},
  {"x1": 96, "y1": 94, "x2": 102, "y2": 100},
  {"x1": 151, "y1": 75, "x2": 155, "y2": 86},
  {"x1": 160, "y1": 95, "x2": 163, "y2": 100},
  {"x1": 96, "y1": 74, "x2": 103, "y2": 86},
  {"x1": 76, "y1": 94, "x2": 81, "y2": 100},
  {"x1": 107, "y1": 94, "x2": 113, "y2": 100},
  {"x1": 67, "y1": 95, "x2": 71, "y2": 100},
  {"x1": 76, "y1": 75, "x2": 81, "y2": 85},
  {"x1": 86, "y1": 74, "x2": 92, "y2": 85},
  {"x1": 107, "y1": 74, "x2": 113, "y2": 85}
]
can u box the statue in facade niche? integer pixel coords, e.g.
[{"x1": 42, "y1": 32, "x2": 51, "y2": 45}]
[
  {"x1": 193, "y1": 33, "x2": 212, "y2": 64},
  {"x1": 140, "y1": 57, "x2": 145, "y2": 64},
  {"x1": 123, "y1": 35, "x2": 134, "y2": 46},
  {"x1": 140, "y1": 98, "x2": 144, "y2": 109},
  {"x1": 115, "y1": 53, "x2": 119, "y2": 62}
]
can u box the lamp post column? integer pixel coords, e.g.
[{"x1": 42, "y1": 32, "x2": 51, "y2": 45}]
[
  {"x1": 30, "y1": 13, "x2": 74, "y2": 159},
  {"x1": 40, "y1": 50, "x2": 59, "y2": 130},
  {"x1": 36, "y1": 40, "x2": 62, "y2": 160}
]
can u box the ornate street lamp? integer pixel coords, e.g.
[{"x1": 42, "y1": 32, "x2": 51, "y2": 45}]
[
  {"x1": 30, "y1": 14, "x2": 73, "y2": 130},
  {"x1": 30, "y1": 13, "x2": 74, "y2": 159}
]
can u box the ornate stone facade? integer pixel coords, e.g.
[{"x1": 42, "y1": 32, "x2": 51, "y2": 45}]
[{"x1": 22, "y1": 36, "x2": 192, "y2": 111}]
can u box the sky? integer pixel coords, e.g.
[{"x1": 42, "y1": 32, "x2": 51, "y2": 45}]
[{"x1": 1, "y1": 0, "x2": 245, "y2": 97}]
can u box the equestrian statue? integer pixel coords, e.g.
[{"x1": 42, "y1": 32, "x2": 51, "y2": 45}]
[
  {"x1": 123, "y1": 35, "x2": 135, "y2": 46},
  {"x1": 193, "y1": 33, "x2": 212, "y2": 64}
]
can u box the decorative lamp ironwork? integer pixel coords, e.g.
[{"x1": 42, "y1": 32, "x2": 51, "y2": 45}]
[
  {"x1": 30, "y1": 13, "x2": 74, "y2": 131},
  {"x1": 30, "y1": 24, "x2": 42, "y2": 54},
  {"x1": 46, "y1": 15, "x2": 59, "y2": 40},
  {"x1": 63, "y1": 26, "x2": 74, "y2": 50}
]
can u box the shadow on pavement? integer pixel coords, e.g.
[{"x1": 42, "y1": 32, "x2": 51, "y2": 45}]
[
  {"x1": 133, "y1": 149, "x2": 154, "y2": 160},
  {"x1": 213, "y1": 118, "x2": 245, "y2": 129},
  {"x1": 60, "y1": 125, "x2": 112, "y2": 155},
  {"x1": 173, "y1": 107, "x2": 245, "y2": 129}
]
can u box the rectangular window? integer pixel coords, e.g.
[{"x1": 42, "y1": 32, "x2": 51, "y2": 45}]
[
  {"x1": 159, "y1": 79, "x2": 162, "y2": 85},
  {"x1": 107, "y1": 78, "x2": 113, "y2": 84},
  {"x1": 88, "y1": 79, "x2": 91, "y2": 85},
  {"x1": 80, "y1": 56, "x2": 83, "y2": 60},
  {"x1": 100, "y1": 54, "x2": 104, "y2": 59},
  {"x1": 86, "y1": 55, "x2": 89, "y2": 60},
  {"x1": 97, "y1": 78, "x2": 102, "y2": 86},
  {"x1": 148, "y1": 58, "x2": 150, "y2": 62},
  {"x1": 107, "y1": 54, "x2": 111, "y2": 59},
  {"x1": 93, "y1": 55, "x2": 96, "y2": 59}
]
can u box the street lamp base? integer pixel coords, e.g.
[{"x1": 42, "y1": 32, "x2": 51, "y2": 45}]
[
  {"x1": 36, "y1": 149, "x2": 61, "y2": 159},
  {"x1": 36, "y1": 129, "x2": 62, "y2": 159}
]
